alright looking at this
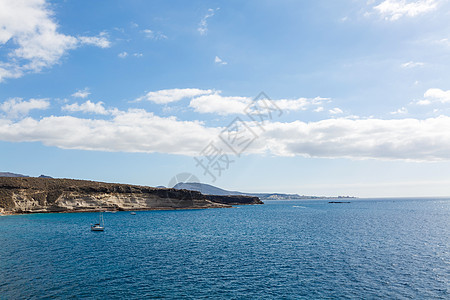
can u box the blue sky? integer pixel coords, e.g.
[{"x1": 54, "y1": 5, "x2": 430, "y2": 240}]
[{"x1": 1, "y1": 0, "x2": 450, "y2": 197}]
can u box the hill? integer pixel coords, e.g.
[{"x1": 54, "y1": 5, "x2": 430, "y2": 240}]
[
  {"x1": 174, "y1": 182, "x2": 355, "y2": 200},
  {"x1": 0, "y1": 172, "x2": 53, "y2": 178},
  {"x1": 0, "y1": 172, "x2": 29, "y2": 177},
  {"x1": 174, "y1": 182, "x2": 303, "y2": 200}
]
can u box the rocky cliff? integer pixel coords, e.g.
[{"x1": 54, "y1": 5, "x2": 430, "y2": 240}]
[
  {"x1": 205, "y1": 195, "x2": 263, "y2": 205},
  {"x1": 0, "y1": 177, "x2": 262, "y2": 214}
]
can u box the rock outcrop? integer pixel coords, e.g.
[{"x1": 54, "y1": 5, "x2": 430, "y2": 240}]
[
  {"x1": 0, "y1": 177, "x2": 262, "y2": 214},
  {"x1": 205, "y1": 195, "x2": 263, "y2": 205}
]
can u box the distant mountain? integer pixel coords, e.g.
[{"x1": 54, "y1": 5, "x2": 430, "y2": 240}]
[
  {"x1": 174, "y1": 182, "x2": 304, "y2": 200},
  {"x1": 0, "y1": 172, "x2": 29, "y2": 178},
  {"x1": 38, "y1": 175, "x2": 53, "y2": 179},
  {"x1": 0, "y1": 172, "x2": 52, "y2": 179},
  {"x1": 173, "y1": 182, "x2": 356, "y2": 200},
  {"x1": 174, "y1": 182, "x2": 245, "y2": 196}
]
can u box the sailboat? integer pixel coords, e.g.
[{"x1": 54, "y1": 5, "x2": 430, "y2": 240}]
[{"x1": 91, "y1": 211, "x2": 105, "y2": 231}]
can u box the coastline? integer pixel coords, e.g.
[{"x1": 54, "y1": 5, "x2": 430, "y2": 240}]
[
  {"x1": 0, "y1": 205, "x2": 239, "y2": 216},
  {"x1": 0, "y1": 177, "x2": 263, "y2": 215}
]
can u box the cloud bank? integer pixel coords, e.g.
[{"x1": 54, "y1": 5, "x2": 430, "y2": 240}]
[
  {"x1": 0, "y1": 109, "x2": 219, "y2": 156},
  {"x1": 2, "y1": 85, "x2": 450, "y2": 161},
  {"x1": 250, "y1": 116, "x2": 450, "y2": 161},
  {"x1": 1, "y1": 99, "x2": 450, "y2": 161}
]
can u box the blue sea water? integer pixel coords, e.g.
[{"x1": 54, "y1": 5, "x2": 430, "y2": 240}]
[{"x1": 0, "y1": 198, "x2": 449, "y2": 299}]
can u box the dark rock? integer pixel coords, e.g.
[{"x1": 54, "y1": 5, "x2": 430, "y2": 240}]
[{"x1": 205, "y1": 194, "x2": 263, "y2": 205}]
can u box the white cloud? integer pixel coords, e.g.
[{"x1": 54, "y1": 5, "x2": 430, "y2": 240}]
[
  {"x1": 0, "y1": 98, "x2": 49, "y2": 118},
  {"x1": 78, "y1": 32, "x2": 111, "y2": 48},
  {"x1": 0, "y1": 109, "x2": 219, "y2": 156},
  {"x1": 136, "y1": 88, "x2": 214, "y2": 104},
  {"x1": 276, "y1": 97, "x2": 330, "y2": 112},
  {"x1": 62, "y1": 100, "x2": 109, "y2": 115},
  {"x1": 329, "y1": 107, "x2": 344, "y2": 115},
  {"x1": 215, "y1": 56, "x2": 227, "y2": 65},
  {"x1": 390, "y1": 107, "x2": 408, "y2": 114},
  {"x1": 436, "y1": 38, "x2": 450, "y2": 47},
  {"x1": 0, "y1": 0, "x2": 111, "y2": 82},
  {"x1": 314, "y1": 107, "x2": 324, "y2": 112},
  {"x1": 3, "y1": 107, "x2": 450, "y2": 161},
  {"x1": 410, "y1": 88, "x2": 450, "y2": 106},
  {"x1": 423, "y1": 88, "x2": 450, "y2": 104},
  {"x1": 189, "y1": 92, "x2": 330, "y2": 115},
  {"x1": 401, "y1": 61, "x2": 424, "y2": 68},
  {"x1": 415, "y1": 99, "x2": 431, "y2": 106},
  {"x1": 254, "y1": 116, "x2": 450, "y2": 161},
  {"x1": 190, "y1": 93, "x2": 251, "y2": 115},
  {"x1": 118, "y1": 52, "x2": 142, "y2": 58},
  {"x1": 373, "y1": 0, "x2": 438, "y2": 21},
  {"x1": 0, "y1": 62, "x2": 22, "y2": 81},
  {"x1": 72, "y1": 88, "x2": 90, "y2": 99},
  {"x1": 198, "y1": 8, "x2": 218, "y2": 35},
  {"x1": 142, "y1": 29, "x2": 167, "y2": 40}
]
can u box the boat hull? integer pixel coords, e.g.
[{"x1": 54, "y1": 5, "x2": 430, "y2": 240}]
[{"x1": 91, "y1": 226, "x2": 104, "y2": 231}]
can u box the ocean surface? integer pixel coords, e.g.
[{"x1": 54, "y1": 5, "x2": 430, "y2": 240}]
[{"x1": 0, "y1": 198, "x2": 449, "y2": 299}]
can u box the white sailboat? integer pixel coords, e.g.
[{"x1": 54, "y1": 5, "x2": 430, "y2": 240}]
[{"x1": 91, "y1": 211, "x2": 105, "y2": 231}]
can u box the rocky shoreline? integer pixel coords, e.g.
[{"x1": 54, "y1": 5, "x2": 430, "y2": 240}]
[{"x1": 0, "y1": 177, "x2": 263, "y2": 215}]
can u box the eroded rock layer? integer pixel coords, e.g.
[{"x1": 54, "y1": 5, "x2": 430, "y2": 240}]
[{"x1": 0, "y1": 177, "x2": 262, "y2": 214}]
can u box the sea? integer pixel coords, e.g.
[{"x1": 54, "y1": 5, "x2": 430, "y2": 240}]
[{"x1": 0, "y1": 198, "x2": 449, "y2": 299}]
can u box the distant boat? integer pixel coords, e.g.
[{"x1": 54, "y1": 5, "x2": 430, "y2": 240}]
[
  {"x1": 130, "y1": 212, "x2": 136, "y2": 215},
  {"x1": 91, "y1": 212, "x2": 105, "y2": 231}
]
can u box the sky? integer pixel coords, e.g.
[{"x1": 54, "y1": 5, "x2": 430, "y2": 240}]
[{"x1": 1, "y1": 0, "x2": 450, "y2": 197}]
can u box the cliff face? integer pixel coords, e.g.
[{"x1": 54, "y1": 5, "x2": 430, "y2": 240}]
[{"x1": 0, "y1": 177, "x2": 262, "y2": 214}]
